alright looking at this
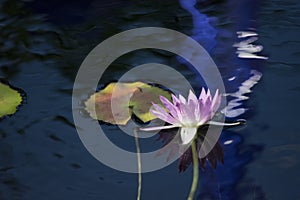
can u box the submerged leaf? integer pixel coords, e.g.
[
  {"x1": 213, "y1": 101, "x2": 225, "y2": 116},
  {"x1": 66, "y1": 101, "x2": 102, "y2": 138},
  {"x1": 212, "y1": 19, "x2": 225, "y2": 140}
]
[
  {"x1": 84, "y1": 82, "x2": 171, "y2": 125},
  {"x1": 0, "y1": 82, "x2": 23, "y2": 118}
]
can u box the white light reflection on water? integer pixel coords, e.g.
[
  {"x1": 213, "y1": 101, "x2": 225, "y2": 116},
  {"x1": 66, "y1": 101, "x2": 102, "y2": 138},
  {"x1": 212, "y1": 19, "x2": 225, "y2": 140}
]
[
  {"x1": 234, "y1": 31, "x2": 268, "y2": 60},
  {"x1": 222, "y1": 70, "x2": 262, "y2": 118}
]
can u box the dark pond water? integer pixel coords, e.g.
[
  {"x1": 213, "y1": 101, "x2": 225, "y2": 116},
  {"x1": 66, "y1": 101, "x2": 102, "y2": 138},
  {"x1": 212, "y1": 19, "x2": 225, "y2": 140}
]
[{"x1": 0, "y1": 0, "x2": 300, "y2": 199}]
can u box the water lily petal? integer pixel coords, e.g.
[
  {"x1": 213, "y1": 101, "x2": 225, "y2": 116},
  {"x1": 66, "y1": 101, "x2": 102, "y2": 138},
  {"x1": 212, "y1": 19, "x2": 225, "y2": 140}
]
[
  {"x1": 187, "y1": 90, "x2": 199, "y2": 118},
  {"x1": 199, "y1": 96, "x2": 212, "y2": 123},
  {"x1": 188, "y1": 90, "x2": 198, "y2": 105},
  {"x1": 198, "y1": 115, "x2": 211, "y2": 125},
  {"x1": 140, "y1": 124, "x2": 179, "y2": 131},
  {"x1": 150, "y1": 104, "x2": 178, "y2": 124},
  {"x1": 211, "y1": 89, "x2": 221, "y2": 113},
  {"x1": 148, "y1": 87, "x2": 223, "y2": 132},
  {"x1": 179, "y1": 94, "x2": 187, "y2": 104},
  {"x1": 171, "y1": 94, "x2": 180, "y2": 105},
  {"x1": 151, "y1": 104, "x2": 168, "y2": 117},
  {"x1": 180, "y1": 127, "x2": 197, "y2": 145},
  {"x1": 160, "y1": 95, "x2": 180, "y2": 120},
  {"x1": 205, "y1": 89, "x2": 212, "y2": 103},
  {"x1": 211, "y1": 89, "x2": 219, "y2": 107},
  {"x1": 207, "y1": 121, "x2": 243, "y2": 126},
  {"x1": 179, "y1": 102, "x2": 198, "y2": 125},
  {"x1": 171, "y1": 94, "x2": 184, "y2": 122},
  {"x1": 199, "y1": 87, "x2": 206, "y2": 101}
]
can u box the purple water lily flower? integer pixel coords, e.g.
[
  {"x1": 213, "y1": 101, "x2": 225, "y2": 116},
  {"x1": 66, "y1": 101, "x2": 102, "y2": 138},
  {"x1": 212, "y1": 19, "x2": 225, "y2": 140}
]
[{"x1": 140, "y1": 88, "x2": 223, "y2": 145}]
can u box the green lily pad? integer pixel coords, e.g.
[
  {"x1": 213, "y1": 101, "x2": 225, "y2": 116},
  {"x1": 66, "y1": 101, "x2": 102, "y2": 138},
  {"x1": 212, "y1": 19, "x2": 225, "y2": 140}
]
[
  {"x1": 0, "y1": 82, "x2": 23, "y2": 118},
  {"x1": 84, "y1": 82, "x2": 171, "y2": 125}
]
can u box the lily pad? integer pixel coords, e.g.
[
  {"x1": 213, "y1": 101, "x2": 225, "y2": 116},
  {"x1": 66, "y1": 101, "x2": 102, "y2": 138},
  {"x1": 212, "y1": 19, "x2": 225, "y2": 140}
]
[
  {"x1": 0, "y1": 82, "x2": 23, "y2": 118},
  {"x1": 85, "y1": 82, "x2": 171, "y2": 125}
]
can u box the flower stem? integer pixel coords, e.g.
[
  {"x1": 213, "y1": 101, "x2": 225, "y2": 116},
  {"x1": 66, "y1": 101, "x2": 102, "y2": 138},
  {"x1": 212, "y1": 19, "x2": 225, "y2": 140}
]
[
  {"x1": 187, "y1": 140, "x2": 199, "y2": 200},
  {"x1": 134, "y1": 128, "x2": 142, "y2": 200}
]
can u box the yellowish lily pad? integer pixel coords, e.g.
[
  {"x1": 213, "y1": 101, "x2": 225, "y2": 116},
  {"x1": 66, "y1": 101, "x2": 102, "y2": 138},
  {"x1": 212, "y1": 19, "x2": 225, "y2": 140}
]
[
  {"x1": 85, "y1": 82, "x2": 171, "y2": 125},
  {"x1": 0, "y1": 82, "x2": 23, "y2": 118}
]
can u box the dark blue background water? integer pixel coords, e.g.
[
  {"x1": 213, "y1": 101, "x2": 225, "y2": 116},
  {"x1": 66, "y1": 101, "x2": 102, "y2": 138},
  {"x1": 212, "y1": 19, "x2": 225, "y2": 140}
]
[{"x1": 0, "y1": 0, "x2": 299, "y2": 199}]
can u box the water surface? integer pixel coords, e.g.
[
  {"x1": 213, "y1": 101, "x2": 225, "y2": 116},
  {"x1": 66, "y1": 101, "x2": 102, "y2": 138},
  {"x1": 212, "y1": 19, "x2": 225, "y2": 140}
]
[{"x1": 0, "y1": 0, "x2": 299, "y2": 199}]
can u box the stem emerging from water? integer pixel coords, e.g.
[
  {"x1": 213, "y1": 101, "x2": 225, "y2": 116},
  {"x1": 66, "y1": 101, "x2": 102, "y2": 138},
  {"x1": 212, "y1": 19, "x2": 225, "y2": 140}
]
[
  {"x1": 134, "y1": 128, "x2": 142, "y2": 200},
  {"x1": 187, "y1": 140, "x2": 199, "y2": 200}
]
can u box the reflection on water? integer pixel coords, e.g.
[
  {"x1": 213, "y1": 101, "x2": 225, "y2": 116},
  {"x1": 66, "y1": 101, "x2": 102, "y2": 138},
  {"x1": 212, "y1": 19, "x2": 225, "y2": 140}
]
[
  {"x1": 234, "y1": 31, "x2": 268, "y2": 60},
  {"x1": 179, "y1": 0, "x2": 217, "y2": 51},
  {"x1": 237, "y1": 31, "x2": 258, "y2": 38},
  {"x1": 222, "y1": 70, "x2": 262, "y2": 118},
  {"x1": 0, "y1": 0, "x2": 299, "y2": 199}
]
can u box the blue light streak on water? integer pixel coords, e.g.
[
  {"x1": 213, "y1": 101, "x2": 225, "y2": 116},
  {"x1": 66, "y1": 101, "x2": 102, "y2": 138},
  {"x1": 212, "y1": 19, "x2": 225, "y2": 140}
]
[
  {"x1": 178, "y1": 0, "x2": 267, "y2": 199},
  {"x1": 179, "y1": 0, "x2": 217, "y2": 51},
  {"x1": 176, "y1": 0, "x2": 218, "y2": 93}
]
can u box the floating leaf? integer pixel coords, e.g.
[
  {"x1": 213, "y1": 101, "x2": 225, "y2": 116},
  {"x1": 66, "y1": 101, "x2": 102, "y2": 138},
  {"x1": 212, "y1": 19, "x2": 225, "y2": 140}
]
[
  {"x1": 0, "y1": 82, "x2": 23, "y2": 118},
  {"x1": 85, "y1": 82, "x2": 171, "y2": 125}
]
